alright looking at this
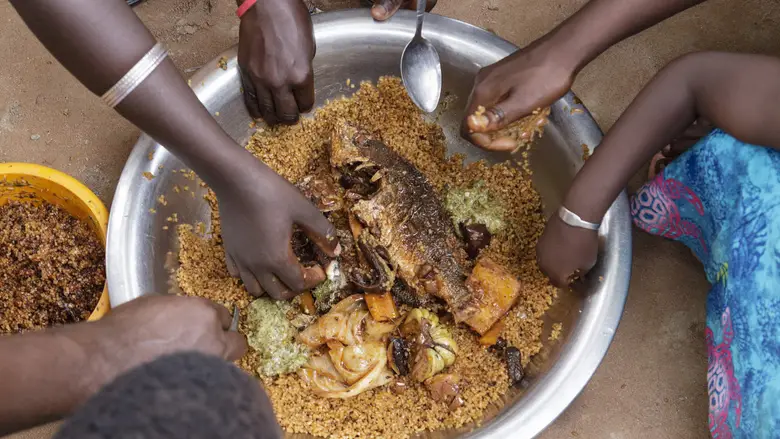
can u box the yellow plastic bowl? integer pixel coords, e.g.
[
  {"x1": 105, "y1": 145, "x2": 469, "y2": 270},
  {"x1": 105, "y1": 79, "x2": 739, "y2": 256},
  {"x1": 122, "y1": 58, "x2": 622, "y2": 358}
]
[{"x1": 0, "y1": 163, "x2": 110, "y2": 321}]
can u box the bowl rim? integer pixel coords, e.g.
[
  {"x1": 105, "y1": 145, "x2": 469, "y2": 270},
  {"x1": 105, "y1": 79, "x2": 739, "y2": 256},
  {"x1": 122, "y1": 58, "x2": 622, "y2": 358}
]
[{"x1": 0, "y1": 162, "x2": 110, "y2": 321}]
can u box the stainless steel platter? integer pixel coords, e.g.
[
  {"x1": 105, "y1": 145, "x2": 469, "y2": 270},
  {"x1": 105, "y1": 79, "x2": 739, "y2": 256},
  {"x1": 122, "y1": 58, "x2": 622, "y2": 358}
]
[{"x1": 108, "y1": 9, "x2": 631, "y2": 438}]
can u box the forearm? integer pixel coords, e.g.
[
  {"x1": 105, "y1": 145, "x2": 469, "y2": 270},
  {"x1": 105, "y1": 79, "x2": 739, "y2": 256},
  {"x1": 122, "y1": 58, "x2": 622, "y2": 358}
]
[
  {"x1": 565, "y1": 52, "x2": 780, "y2": 222},
  {"x1": 0, "y1": 326, "x2": 99, "y2": 435},
  {"x1": 9, "y1": 0, "x2": 260, "y2": 189},
  {"x1": 544, "y1": 0, "x2": 706, "y2": 73}
]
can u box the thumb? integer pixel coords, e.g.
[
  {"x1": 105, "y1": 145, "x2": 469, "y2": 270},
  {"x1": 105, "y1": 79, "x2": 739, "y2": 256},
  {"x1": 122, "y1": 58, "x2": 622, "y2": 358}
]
[{"x1": 371, "y1": 0, "x2": 404, "y2": 21}]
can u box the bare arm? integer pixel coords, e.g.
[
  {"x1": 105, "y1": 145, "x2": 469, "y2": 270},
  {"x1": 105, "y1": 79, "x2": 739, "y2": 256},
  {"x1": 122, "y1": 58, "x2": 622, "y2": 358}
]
[
  {"x1": 0, "y1": 326, "x2": 97, "y2": 435},
  {"x1": 10, "y1": 0, "x2": 337, "y2": 299},
  {"x1": 537, "y1": 52, "x2": 780, "y2": 287},
  {"x1": 9, "y1": 0, "x2": 254, "y2": 190},
  {"x1": 565, "y1": 52, "x2": 780, "y2": 223},
  {"x1": 0, "y1": 296, "x2": 245, "y2": 435},
  {"x1": 549, "y1": 0, "x2": 707, "y2": 74}
]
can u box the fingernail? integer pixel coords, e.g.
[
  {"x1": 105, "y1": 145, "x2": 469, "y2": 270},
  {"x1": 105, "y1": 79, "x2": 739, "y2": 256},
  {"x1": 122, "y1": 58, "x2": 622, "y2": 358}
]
[
  {"x1": 372, "y1": 5, "x2": 388, "y2": 19},
  {"x1": 471, "y1": 133, "x2": 492, "y2": 148},
  {"x1": 333, "y1": 242, "x2": 342, "y2": 256},
  {"x1": 490, "y1": 136, "x2": 517, "y2": 151}
]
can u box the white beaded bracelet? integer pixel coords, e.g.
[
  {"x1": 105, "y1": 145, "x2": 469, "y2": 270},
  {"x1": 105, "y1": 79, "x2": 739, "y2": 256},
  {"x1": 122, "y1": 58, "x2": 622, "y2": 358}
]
[
  {"x1": 558, "y1": 206, "x2": 601, "y2": 231},
  {"x1": 101, "y1": 42, "x2": 168, "y2": 108}
]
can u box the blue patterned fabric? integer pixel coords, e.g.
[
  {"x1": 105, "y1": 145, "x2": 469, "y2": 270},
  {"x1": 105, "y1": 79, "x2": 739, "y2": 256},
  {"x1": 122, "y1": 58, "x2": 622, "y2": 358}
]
[{"x1": 631, "y1": 129, "x2": 780, "y2": 439}]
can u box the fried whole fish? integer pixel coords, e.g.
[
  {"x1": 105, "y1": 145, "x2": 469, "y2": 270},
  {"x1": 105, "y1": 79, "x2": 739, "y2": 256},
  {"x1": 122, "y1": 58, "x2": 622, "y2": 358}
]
[{"x1": 329, "y1": 122, "x2": 479, "y2": 324}]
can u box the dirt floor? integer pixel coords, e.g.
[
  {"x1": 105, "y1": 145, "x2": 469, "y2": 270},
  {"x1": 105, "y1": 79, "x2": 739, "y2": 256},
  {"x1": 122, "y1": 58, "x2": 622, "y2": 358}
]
[{"x1": 2, "y1": 0, "x2": 780, "y2": 438}]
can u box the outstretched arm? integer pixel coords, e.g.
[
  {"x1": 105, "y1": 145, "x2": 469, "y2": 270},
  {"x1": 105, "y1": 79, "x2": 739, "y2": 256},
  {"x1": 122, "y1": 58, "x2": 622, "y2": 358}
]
[
  {"x1": 566, "y1": 52, "x2": 780, "y2": 223},
  {"x1": 10, "y1": 0, "x2": 250, "y2": 188},
  {"x1": 0, "y1": 296, "x2": 246, "y2": 436},
  {"x1": 465, "y1": 0, "x2": 707, "y2": 150},
  {"x1": 547, "y1": 0, "x2": 706, "y2": 76},
  {"x1": 10, "y1": 0, "x2": 339, "y2": 299},
  {"x1": 538, "y1": 51, "x2": 780, "y2": 286}
]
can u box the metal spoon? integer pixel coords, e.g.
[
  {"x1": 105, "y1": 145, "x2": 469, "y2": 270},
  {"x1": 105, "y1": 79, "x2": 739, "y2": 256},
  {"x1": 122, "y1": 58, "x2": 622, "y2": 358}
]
[
  {"x1": 229, "y1": 305, "x2": 239, "y2": 332},
  {"x1": 400, "y1": 0, "x2": 442, "y2": 113}
]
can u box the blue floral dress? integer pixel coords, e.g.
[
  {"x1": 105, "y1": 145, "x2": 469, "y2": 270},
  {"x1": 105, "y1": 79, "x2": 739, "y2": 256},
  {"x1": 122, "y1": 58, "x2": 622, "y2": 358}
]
[{"x1": 631, "y1": 129, "x2": 780, "y2": 439}]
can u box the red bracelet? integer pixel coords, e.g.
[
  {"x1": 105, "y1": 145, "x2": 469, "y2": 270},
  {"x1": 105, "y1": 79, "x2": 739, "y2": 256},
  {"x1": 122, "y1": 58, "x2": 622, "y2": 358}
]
[{"x1": 236, "y1": 0, "x2": 257, "y2": 18}]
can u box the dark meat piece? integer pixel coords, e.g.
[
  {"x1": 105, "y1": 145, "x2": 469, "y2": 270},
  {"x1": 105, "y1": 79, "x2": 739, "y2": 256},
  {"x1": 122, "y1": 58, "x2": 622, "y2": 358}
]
[
  {"x1": 330, "y1": 123, "x2": 479, "y2": 323},
  {"x1": 291, "y1": 227, "x2": 329, "y2": 267},
  {"x1": 387, "y1": 337, "x2": 411, "y2": 376},
  {"x1": 391, "y1": 278, "x2": 423, "y2": 307},
  {"x1": 488, "y1": 337, "x2": 508, "y2": 356},
  {"x1": 338, "y1": 163, "x2": 381, "y2": 199},
  {"x1": 349, "y1": 235, "x2": 395, "y2": 293},
  {"x1": 506, "y1": 346, "x2": 524, "y2": 387},
  {"x1": 459, "y1": 223, "x2": 492, "y2": 260},
  {"x1": 425, "y1": 373, "x2": 463, "y2": 410}
]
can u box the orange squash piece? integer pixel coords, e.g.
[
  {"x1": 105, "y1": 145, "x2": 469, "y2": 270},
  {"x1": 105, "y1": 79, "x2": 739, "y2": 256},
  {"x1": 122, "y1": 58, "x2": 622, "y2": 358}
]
[
  {"x1": 365, "y1": 292, "x2": 398, "y2": 322},
  {"x1": 464, "y1": 257, "x2": 522, "y2": 335},
  {"x1": 478, "y1": 319, "x2": 505, "y2": 345},
  {"x1": 300, "y1": 291, "x2": 317, "y2": 315},
  {"x1": 348, "y1": 213, "x2": 364, "y2": 241}
]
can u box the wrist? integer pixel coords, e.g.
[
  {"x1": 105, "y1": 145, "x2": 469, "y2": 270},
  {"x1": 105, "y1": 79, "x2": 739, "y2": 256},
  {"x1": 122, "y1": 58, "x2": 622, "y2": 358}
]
[
  {"x1": 558, "y1": 205, "x2": 600, "y2": 230},
  {"x1": 236, "y1": 0, "x2": 258, "y2": 17},
  {"x1": 562, "y1": 190, "x2": 608, "y2": 225},
  {"x1": 533, "y1": 26, "x2": 586, "y2": 75},
  {"x1": 199, "y1": 144, "x2": 274, "y2": 192}
]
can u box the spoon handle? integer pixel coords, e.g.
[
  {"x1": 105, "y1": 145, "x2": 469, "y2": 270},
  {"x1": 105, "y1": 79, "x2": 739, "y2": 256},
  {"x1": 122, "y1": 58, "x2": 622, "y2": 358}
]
[{"x1": 415, "y1": 0, "x2": 426, "y2": 37}]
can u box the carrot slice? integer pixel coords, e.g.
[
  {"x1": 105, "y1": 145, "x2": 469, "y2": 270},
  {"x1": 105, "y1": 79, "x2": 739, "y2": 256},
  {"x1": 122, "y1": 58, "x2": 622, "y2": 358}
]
[
  {"x1": 365, "y1": 292, "x2": 398, "y2": 322},
  {"x1": 478, "y1": 319, "x2": 505, "y2": 346},
  {"x1": 301, "y1": 291, "x2": 316, "y2": 315}
]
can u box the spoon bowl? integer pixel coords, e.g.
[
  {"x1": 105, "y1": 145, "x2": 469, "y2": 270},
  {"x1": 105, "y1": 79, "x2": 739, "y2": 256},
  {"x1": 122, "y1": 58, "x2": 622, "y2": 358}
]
[{"x1": 400, "y1": 0, "x2": 442, "y2": 112}]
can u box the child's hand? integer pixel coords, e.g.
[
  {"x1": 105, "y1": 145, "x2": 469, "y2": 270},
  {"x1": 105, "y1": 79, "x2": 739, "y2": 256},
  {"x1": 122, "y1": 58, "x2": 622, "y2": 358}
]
[
  {"x1": 536, "y1": 214, "x2": 598, "y2": 288},
  {"x1": 462, "y1": 40, "x2": 574, "y2": 151}
]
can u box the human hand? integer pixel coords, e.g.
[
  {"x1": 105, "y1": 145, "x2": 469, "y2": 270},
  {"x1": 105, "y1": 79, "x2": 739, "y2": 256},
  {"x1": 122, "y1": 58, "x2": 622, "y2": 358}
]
[
  {"x1": 214, "y1": 160, "x2": 339, "y2": 299},
  {"x1": 86, "y1": 295, "x2": 247, "y2": 391},
  {"x1": 536, "y1": 214, "x2": 598, "y2": 288},
  {"x1": 463, "y1": 40, "x2": 574, "y2": 151},
  {"x1": 369, "y1": 0, "x2": 437, "y2": 21},
  {"x1": 238, "y1": 0, "x2": 315, "y2": 125}
]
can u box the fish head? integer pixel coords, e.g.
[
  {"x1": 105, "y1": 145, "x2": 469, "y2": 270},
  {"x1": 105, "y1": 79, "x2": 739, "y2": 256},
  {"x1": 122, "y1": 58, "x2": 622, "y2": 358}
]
[{"x1": 330, "y1": 121, "x2": 372, "y2": 169}]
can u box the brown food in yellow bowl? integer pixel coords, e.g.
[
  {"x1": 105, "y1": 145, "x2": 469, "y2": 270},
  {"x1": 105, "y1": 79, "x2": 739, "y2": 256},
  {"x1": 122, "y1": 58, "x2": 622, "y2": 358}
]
[{"x1": 0, "y1": 163, "x2": 109, "y2": 333}]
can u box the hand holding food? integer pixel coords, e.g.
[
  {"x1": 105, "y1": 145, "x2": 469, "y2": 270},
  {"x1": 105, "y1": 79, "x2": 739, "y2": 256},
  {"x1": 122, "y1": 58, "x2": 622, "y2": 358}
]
[
  {"x1": 238, "y1": 0, "x2": 316, "y2": 125},
  {"x1": 462, "y1": 42, "x2": 566, "y2": 151},
  {"x1": 216, "y1": 159, "x2": 339, "y2": 299},
  {"x1": 91, "y1": 295, "x2": 248, "y2": 375}
]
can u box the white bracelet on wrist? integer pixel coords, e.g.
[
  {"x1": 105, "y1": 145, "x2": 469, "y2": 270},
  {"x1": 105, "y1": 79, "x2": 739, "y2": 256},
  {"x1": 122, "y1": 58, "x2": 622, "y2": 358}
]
[
  {"x1": 101, "y1": 42, "x2": 168, "y2": 108},
  {"x1": 558, "y1": 206, "x2": 601, "y2": 231}
]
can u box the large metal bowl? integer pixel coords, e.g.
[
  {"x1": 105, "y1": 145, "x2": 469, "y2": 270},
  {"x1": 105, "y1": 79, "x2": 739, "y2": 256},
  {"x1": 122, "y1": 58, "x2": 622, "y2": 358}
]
[{"x1": 108, "y1": 9, "x2": 631, "y2": 439}]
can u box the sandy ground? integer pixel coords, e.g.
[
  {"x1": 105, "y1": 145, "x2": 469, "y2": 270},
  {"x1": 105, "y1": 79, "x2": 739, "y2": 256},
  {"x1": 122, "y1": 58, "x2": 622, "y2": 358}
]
[{"x1": 1, "y1": 0, "x2": 779, "y2": 438}]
